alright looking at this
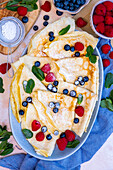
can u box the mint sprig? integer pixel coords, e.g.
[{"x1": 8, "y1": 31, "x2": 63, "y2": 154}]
[
  {"x1": 0, "y1": 77, "x2": 5, "y2": 93},
  {"x1": 66, "y1": 140, "x2": 80, "y2": 148},
  {"x1": 59, "y1": 25, "x2": 70, "y2": 35},
  {"x1": 22, "y1": 129, "x2": 33, "y2": 139},
  {"x1": 77, "y1": 94, "x2": 83, "y2": 105},
  {"x1": 32, "y1": 66, "x2": 45, "y2": 81},
  {"x1": 85, "y1": 45, "x2": 97, "y2": 64},
  {"x1": 23, "y1": 79, "x2": 35, "y2": 94},
  {"x1": 105, "y1": 73, "x2": 113, "y2": 88}
]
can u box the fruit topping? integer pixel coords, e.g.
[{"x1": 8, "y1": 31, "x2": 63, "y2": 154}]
[
  {"x1": 75, "y1": 106, "x2": 84, "y2": 117},
  {"x1": 35, "y1": 61, "x2": 40, "y2": 67},
  {"x1": 69, "y1": 90, "x2": 76, "y2": 97},
  {"x1": 70, "y1": 46, "x2": 75, "y2": 52},
  {"x1": 103, "y1": 1, "x2": 113, "y2": 12},
  {"x1": 93, "y1": 15, "x2": 104, "y2": 25},
  {"x1": 104, "y1": 27, "x2": 113, "y2": 37},
  {"x1": 49, "y1": 36, "x2": 55, "y2": 41},
  {"x1": 76, "y1": 17, "x2": 87, "y2": 28},
  {"x1": 65, "y1": 130, "x2": 75, "y2": 142},
  {"x1": 77, "y1": 76, "x2": 83, "y2": 82},
  {"x1": 109, "y1": 51, "x2": 113, "y2": 59},
  {"x1": 60, "y1": 132, "x2": 66, "y2": 138},
  {"x1": 55, "y1": 102, "x2": 60, "y2": 109},
  {"x1": 36, "y1": 132, "x2": 45, "y2": 141},
  {"x1": 17, "y1": 6, "x2": 27, "y2": 16},
  {"x1": 83, "y1": 76, "x2": 89, "y2": 82},
  {"x1": 75, "y1": 52, "x2": 80, "y2": 57},
  {"x1": 49, "y1": 31, "x2": 54, "y2": 37},
  {"x1": 0, "y1": 63, "x2": 11, "y2": 74},
  {"x1": 22, "y1": 16, "x2": 28, "y2": 23},
  {"x1": 43, "y1": 15, "x2": 49, "y2": 21},
  {"x1": 19, "y1": 110, "x2": 24, "y2": 115},
  {"x1": 74, "y1": 118, "x2": 79, "y2": 124},
  {"x1": 95, "y1": 4, "x2": 106, "y2": 16},
  {"x1": 49, "y1": 102, "x2": 55, "y2": 108},
  {"x1": 46, "y1": 134, "x2": 52, "y2": 140},
  {"x1": 56, "y1": 137, "x2": 68, "y2": 151},
  {"x1": 32, "y1": 120, "x2": 41, "y2": 131},
  {"x1": 52, "y1": 86, "x2": 58, "y2": 93},
  {"x1": 41, "y1": 126, "x2": 47, "y2": 133},
  {"x1": 33, "y1": 25, "x2": 39, "y2": 31},
  {"x1": 96, "y1": 23, "x2": 105, "y2": 34},
  {"x1": 101, "y1": 44, "x2": 111, "y2": 54},
  {"x1": 102, "y1": 59, "x2": 110, "y2": 67},
  {"x1": 64, "y1": 44, "x2": 70, "y2": 51},
  {"x1": 41, "y1": 63, "x2": 51, "y2": 74},
  {"x1": 105, "y1": 16, "x2": 113, "y2": 25},
  {"x1": 53, "y1": 108, "x2": 59, "y2": 113},
  {"x1": 45, "y1": 72, "x2": 56, "y2": 82},
  {"x1": 43, "y1": 21, "x2": 49, "y2": 26},
  {"x1": 54, "y1": 130, "x2": 59, "y2": 136},
  {"x1": 47, "y1": 84, "x2": 53, "y2": 91},
  {"x1": 53, "y1": 80, "x2": 59, "y2": 86},
  {"x1": 41, "y1": 1, "x2": 51, "y2": 12},
  {"x1": 63, "y1": 89, "x2": 68, "y2": 95},
  {"x1": 74, "y1": 42, "x2": 84, "y2": 51},
  {"x1": 79, "y1": 81, "x2": 85, "y2": 86},
  {"x1": 56, "y1": 10, "x2": 63, "y2": 16},
  {"x1": 22, "y1": 101, "x2": 28, "y2": 107},
  {"x1": 26, "y1": 97, "x2": 32, "y2": 103},
  {"x1": 74, "y1": 80, "x2": 79, "y2": 86}
]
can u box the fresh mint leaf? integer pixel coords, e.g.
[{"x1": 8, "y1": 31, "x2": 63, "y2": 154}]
[
  {"x1": 32, "y1": 66, "x2": 45, "y2": 81},
  {"x1": 20, "y1": 4, "x2": 36, "y2": 11},
  {"x1": 6, "y1": 6, "x2": 18, "y2": 11},
  {"x1": 24, "y1": 79, "x2": 35, "y2": 94},
  {"x1": 77, "y1": 94, "x2": 83, "y2": 105},
  {"x1": 106, "y1": 98, "x2": 112, "y2": 104},
  {"x1": 105, "y1": 73, "x2": 113, "y2": 88},
  {"x1": 0, "y1": 134, "x2": 10, "y2": 141},
  {"x1": 66, "y1": 140, "x2": 80, "y2": 148},
  {"x1": 59, "y1": 25, "x2": 70, "y2": 35},
  {"x1": 100, "y1": 99, "x2": 113, "y2": 111},
  {"x1": 0, "y1": 147, "x2": 13, "y2": 156},
  {"x1": 0, "y1": 141, "x2": 7, "y2": 151},
  {"x1": 85, "y1": 46, "x2": 97, "y2": 64},
  {"x1": 0, "y1": 87, "x2": 4, "y2": 93},
  {"x1": 86, "y1": 45, "x2": 94, "y2": 55},
  {"x1": 110, "y1": 90, "x2": 113, "y2": 102},
  {"x1": 89, "y1": 54, "x2": 97, "y2": 64},
  {"x1": 22, "y1": 129, "x2": 33, "y2": 139},
  {"x1": 0, "y1": 77, "x2": 3, "y2": 87}
]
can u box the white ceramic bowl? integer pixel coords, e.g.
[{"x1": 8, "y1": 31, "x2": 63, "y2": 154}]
[
  {"x1": 53, "y1": 0, "x2": 90, "y2": 14},
  {"x1": 90, "y1": 0, "x2": 113, "y2": 40}
]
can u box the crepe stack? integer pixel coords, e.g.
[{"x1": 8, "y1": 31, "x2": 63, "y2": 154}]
[{"x1": 10, "y1": 17, "x2": 99, "y2": 157}]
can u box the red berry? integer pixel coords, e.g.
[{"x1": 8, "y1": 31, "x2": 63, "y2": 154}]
[
  {"x1": 102, "y1": 59, "x2": 110, "y2": 67},
  {"x1": 45, "y1": 72, "x2": 56, "y2": 82},
  {"x1": 32, "y1": 120, "x2": 41, "y2": 131},
  {"x1": 41, "y1": 1, "x2": 51, "y2": 12},
  {"x1": 109, "y1": 51, "x2": 113, "y2": 59},
  {"x1": 101, "y1": 44, "x2": 111, "y2": 54},
  {"x1": 103, "y1": 1, "x2": 113, "y2": 12},
  {"x1": 41, "y1": 63, "x2": 51, "y2": 74},
  {"x1": 36, "y1": 132, "x2": 45, "y2": 141},
  {"x1": 95, "y1": 4, "x2": 106, "y2": 16},
  {"x1": 74, "y1": 42, "x2": 84, "y2": 51},
  {"x1": 17, "y1": 6, "x2": 27, "y2": 16},
  {"x1": 76, "y1": 17, "x2": 87, "y2": 28},
  {"x1": 105, "y1": 16, "x2": 113, "y2": 25},
  {"x1": 0, "y1": 63, "x2": 11, "y2": 74},
  {"x1": 93, "y1": 15, "x2": 104, "y2": 25},
  {"x1": 104, "y1": 28, "x2": 113, "y2": 37},
  {"x1": 56, "y1": 137, "x2": 68, "y2": 151},
  {"x1": 106, "y1": 11, "x2": 113, "y2": 16},
  {"x1": 96, "y1": 23, "x2": 105, "y2": 34},
  {"x1": 65, "y1": 130, "x2": 75, "y2": 142},
  {"x1": 75, "y1": 106, "x2": 84, "y2": 117}
]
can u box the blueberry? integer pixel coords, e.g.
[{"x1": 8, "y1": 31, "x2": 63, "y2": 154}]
[
  {"x1": 70, "y1": 46, "x2": 75, "y2": 52},
  {"x1": 74, "y1": 80, "x2": 79, "y2": 86},
  {"x1": 35, "y1": 61, "x2": 40, "y2": 67},
  {"x1": 22, "y1": 16, "x2": 28, "y2": 23},
  {"x1": 60, "y1": 132, "x2": 66, "y2": 138},
  {"x1": 26, "y1": 97, "x2": 32, "y2": 103},
  {"x1": 46, "y1": 134, "x2": 52, "y2": 140},
  {"x1": 54, "y1": 130, "x2": 59, "y2": 136},
  {"x1": 64, "y1": 44, "x2": 70, "y2": 51},
  {"x1": 49, "y1": 102, "x2": 55, "y2": 108},
  {"x1": 60, "y1": 2, "x2": 64, "y2": 8},
  {"x1": 41, "y1": 126, "x2": 47, "y2": 133},
  {"x1": 79, "y1": 81, "x2": 85, "y2": 86},
  {"x1": 78, "y1": 76, "x2": 83, "y2": 82},
  {"x1": 70, "y1": 90, "x2": 76, "y2": 97},
  {"x1": 75, "y1": 4, "x2": 80, "y2": 9},
  {"x1": 74, "y1": 118, "x2": 79, "y2": 124},
  {"x1": 47, "y1": 84, "x2": 53, "y2": 91},
  {"x1": 22, "y1": 101, "x2": 28, "y2": 107},
  {"x1": 69, "y1": 3, "x2": 74, "y2": 7},
  {"x1": 56, "y1": 10, "x2": 63, "y2": 16},
  {"x1": 83, "y1": 76, "x2": 89, "y2": 82},
  {"x1": 70, "y1": 6, "x2": 75, "y2": 11},
  {"x1": 49, "y1": 36, "x2": 55, "y2": 41},
  {"x1": 55, "y1": 102, "x2": 60, "y2": 108},
  {"x1": 72, "y1": 0, "x2": 76, "y2": 3},
  {"x1": 63, "y1": 89, "x2": 68, "y2": 95},
  {"x1": 55, "y1": 2, "x2": 61, "y2": 7},
  {"x1": 53, "y1": 108, "x2": 59, "y2": 113},
  {"x1": 52, "y1": 86, "x2": 57, "y2": 93},
  {"x1": 75, "y1": 52, "x2": 80, "y2": 57},
  {"x1": 64, "y1": 5, "x2": 69, "y2": 10},
  {"x1": 43, "y1": 21, "x2": 48, "y2": 26},
  {"x1": 64, "y1": 1, "x2": 69, "y2": 6},
  {"x1": 19, "y1": 110, "x2": 24, "y2": 115},
  {"x1": 81, "y1": 0, "x2": 86, "y2": 5},
  {"x1": 53, "y1": 81, "x2": 59, "y2": 86},
  {"x1": 49, "y1": 31, "x2": 54, "y2": 37},
  {"x1": 54, "y1": 0, "x2": 61, "y2": 2},
  {"x1": 76, "y1": 0, "x2": 81, "y2": 5},
  {"x1": 33, "y1": 25, "x2": 38, "y2": 31},
  {"x1": 43, "y1": 15, "x2": 49, "y2": 20}
]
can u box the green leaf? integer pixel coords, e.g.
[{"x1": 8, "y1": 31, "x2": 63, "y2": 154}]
[
  {"x1": 0, "y1": 134, "x2": 10, "y2": 141},
  {"x1": 6, "y1": 6, "x2": 18, "y2": 11},
  {"x1": 0, "y1": 147, "x2": 13, "y2": 156},
  {"x1": 85, "y1": 46, "x2": 97, "y2": 64},
  {"x1": 100, "y1": 99, "x2": 113, "y2": 111},
  {"x1": 0, "y1": 141, "x2": 7, "y2": 151},
  {"x1": 0, "y1": 87, "x2": 5, "y2": 93},
  {"x1": 66, "y1": 140, "x2": 80, "y2": 148},
  {"x1": 6, "y1": 1, "x2": 18, "y2": 7},
  {"x1": 0, "y1": 77, "x2": 3, "y2": 87},
  {"x1": 89, "y1": 55, "x2": 97, "y2": 64},
  {"x1": 105, "y1": 73, "x2": 113, "y2": 88},
  {"x1": 106, "y1": 98, "x2": 112, "y2": 104},
  {"x1": 86, "y1": 45, "x2": 94, "y2": 55},
  {"x1": 2, "y1": 126, "x2": 7, "y2": 131},
  {"x1": 22, "y1": 129, "x2": 33, "y2": 139},
  {"x1": 77, "y1": 94, "x2": 83, "y2": 105},
  {"x1": 20, "y1": 4, "x2": 35, "y2": 11},
  {"x1": 59, "y1": 25, "x2": 70, "y2": 35},
  {"x1": 24, "y1": 79, "x2": 35, "y2": 94},
  {"x1": 5, "y1": 143, "x2": 13, "y2": 149},
  {"x1": 110, "y1": 90, "x2": 113, "y2": 102},
  {"x1": 32, "y1": 66, "x2": 45, "y2": 81}
]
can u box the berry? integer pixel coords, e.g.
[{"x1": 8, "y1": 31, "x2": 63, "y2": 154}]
[
  {"x1": 74, "y1": 42, "x2": 84, "y2": 51},
  {"x1": 22, "y1": 101, "x2": 28, "y2": 107},
  {"x1": 19, "y1": 110, "x2": 24, "y2": 115},
  {"x1": 55, "y1": 102, "x2": 60, "y2": 109},
  {"x1": 70, "y1": 6, "x2": 75, "y2": 11},
  {"x1": 75, "y1": 52, "x2": 80, "y2": 57},
  {"x1": 78, "y1": 76, "x2": 83, "y2": 82},
  {"x1": 45, "y1": 72, "x2": 56, "y2": 82},
  {"x1": 65, "y1": 130, "x2": 75, "y2": 142},
  {"x1": 17, "y1": 6, "x2": 27, "y2": 16},
  {"x1": 105, "y1": 16, "x2": 113, "y2": 25},
  {"x1": 103, "y1": 1, "x2": 113, "y2": 12},
  {"x1": 81, "y1": 0, "x2": 85, "y2": 5},
  {"x1": 46, "y1": 134, "x2": 52, "y2": 140},
  {"x1": 63, "y1": 89, "x2": 68, "y2": 95},
  {"x1": 79, "y1": 81, "x2": 85, "y2": 86},
  {"x1": 36, "y1": 132, "x2": 45, "y2": 141},
  {"x1": 54, "y1": 130, "x2": 59, "y2": 136},
  {"x1": 41, "y1": 1, "x2": 51, "y2": 12},
  {"x1": 52, "y1": 86, "x2": 57, "y2": 93},
  {"x1": 55, "y1": 2, "x2": 61, "y2": 8},
  {"x1": 33, "y1": 25, "x2": 38, "y2": 31},
  {"x1": 75, "y1": 106, "x2": 84, "y2": 117},
  {"x1": 64, "y1": 44, "x2": 70, "y2": 51},
  {"x1": 35, "y1": 61, "x2": 40, "y2": 67},
  {"x1": 53, "y1": 108, "x2": 59, "y2": 113},
  {"x1": 95, "y1": 4, "x2": 106, "y2": 16},
  {"x1": 101, "y1": 44, "x2": 111, "y2": 54},
  {"x1": 41, "y1": 63, "x2": 51, "y2": 74},
  {"x1": 60, "y1": 132, "x2": 66, "y2": 138},
  {"x1": 106, "y1": 11, "x2": 113, "y2": 16},
  {"x1": 43, "y1": 15, "x2": 49, "y2": 20},
  {"x1": 49, "y1": 36, "x2": 55, "y2": 41},
  {"x1": 93, "y1": 15, "x2": 104, "y2": 25},
  {"x1": 70, "y1": 46, "x2": 75, "y2": 52},
  {"x1": 104, "y1": 28, "x2": 113, "y2": 37},
  {"x1": 26, "y1": 97, "x2": 32, "y2": 103},
  {"x1": 102, "y1": 59, "x2": 110, "y2": 67},
  {"x1": 56, "y1": 10, "x2": 63, "y2": 16},
  {"x1": 76, "y1": 17, "x2": 87, "y2": 28},
  {"x1": 48, "y1": 31, "x2": 54, "y2": 37},
  {"x1": 109, "y1": 51, "x2": 113, "y2": 59},
  {"x1": 43, "y1": 21, "x2": 48, "y2": 26},
  {"x1": 22, "y1": 16, "x2": 28, "y2": 23},
  {"x1": 56, "y1": 137, "x2": 68, "y2": 151},
  {"x1": 75, "y1": 4, "x2": 79, "y2": 9},
  {"x1": 47, "y1": 84, "x2": 53, "y2": 91},
  {"x1": 74, "y1": 118, "x2": 79, "y2": 124},
  {"x1": 53, "y1": 80, "x2": 59, "y2": 86},
  {"x1": 74, "y1": 80, "x2": 79, "y2": 86},
  {"x1": 49, "y1": 102, "x2": 55, "y2": 108},
  {"x1": 0, "y1": 63, "x2": 11, "y2": 74},
  {"x1": 96, "y1": 23, "x2": 105, "y2": 34},
  {"x1": 83, "y1": 76, "x2": 89, "y2": 82},
  {"x1": 41, "y1": 126, "x2": 47, "y2": 133},
  {"x1": 69, "y1": 90, "x2": 76, "y2": 97},
  {"x1": 32, "y1": 120, "x2": 41, "y2": 131}
]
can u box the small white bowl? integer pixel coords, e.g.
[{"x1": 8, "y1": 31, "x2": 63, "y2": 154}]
[
  {"x1": 53, "y1": 0, "x2": 90, "y2": 14},
  {"x1": 90, "y1": 0, "x2": 113, "y2": 40}
]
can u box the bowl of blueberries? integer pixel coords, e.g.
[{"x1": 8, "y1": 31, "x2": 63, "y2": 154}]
[{"x1": 53, "y1": 0, "x2": 90, "y2": 14}]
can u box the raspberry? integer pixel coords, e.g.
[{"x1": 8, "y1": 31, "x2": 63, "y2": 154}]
[
  {"x1": 95, "y1": 4, "x2": 106, "y2": 16},
  {"x1": 74, "y1": 42, "x2": 84, "y2": 51},
  {"x1": 104, "y1": 28, "x2": 113, "y2": 37},
  {"x1": 36, "y1": 132, "x2": 45, "y2": 141},
  {"x1": 106, "y1": 11, "x2": 113, "y2": 16},
  {"x1": 109, "y1": 51, "x2": 113, "y2": 59},
  {"x1": 41, "y1": 63, "x2": 51, "y2": 74},
  {"x1": 93, "y1": 15, "x2": 104, "y2": 25},
  {"x1": 101, "y1": 44, "x2": 111, "y2": 54},
  {"x1": 105, "y1": 16, "x2": 113, "y2": 25},
  {"x1": 105, "y1": 25, "x2": 113, "y2": 31},
  {"x1": 65, "y1": 130, "x2": 75, "y2": 142},
  {"x1": 32, "y1": 120, "x2": 41, "y2": 131},
  {"x1": 56, "y1": 137, "x2": 68, "y2": 151},
  {"x1": 0, "y1": 63, "x2": 11, "y2": 74},
  {"x1": 75, "y1": 106, "x2": 84, "y2": 117},
  {"x1": 45, "y1": 72, "x2": 56, "y2": 82},
  {"x1": 96, "y1": 23, "x2": 105, "y2": 34},
  {"x1": 17, "y1": 6, "x2": 27, "y2": 16},
  {"x1": 103, "y1": 1, "x2": 113, "y2": 12},
  {"x1": 102, "y1": 59, "x2": 110, "y2": 67},
  {"x1": 76, "y1": 17, "x2": 87, "y2": 28},
  {"x1": 41, "y1": 1, "x2": 51, "y2": 12}
]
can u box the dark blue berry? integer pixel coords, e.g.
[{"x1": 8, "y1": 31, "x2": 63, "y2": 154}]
[
  {"x1": 53, "y1": 108, "x2": 59, "y2": 113},
  {"x1": 33, "y1": 25, "x2": 38, "y2": 31},
  {"x1": 46, "y1": 134, "x2": 52, "y2": 140},
  {"x1": 75, "y1": 52, "x2": 80, "y2": 57},
  {"x1": 72, "y1": 0, "x2": 76, "y2": 3},
  {"x1": 80, "y1": 81, "x2": 85, "y2": 86},
  {"x1": 55, "y1": 0, "x2": 60, "y2": 2},
  {"x1": 43, "y1": 21, "x2": 48, "y2": 26},
  {"x1": 64, "y1": 44, "x2": 70, "y2": 51},
  {"x1": 49, "y1": 31, "x2": 54, "y2": 37},
  {"x1": 53, "y1": 81, "x2": 59, "y2": 86},
  {"x1": 64, "y1": 1, "x2": 69, "y2": 6},
  {"x1": 74, "y1": 118, "x2": 79, "y2": 124},
  {"x1": 19, "y1": 110, "x2": 24, "y2": 115},
  {"x1": 60, "y1": 132, "x2": 66, "y2": 138},
  {"x1": 75, "y1": 4, "x2": 80, "y2": 9},
  {"x1": 52, "y1": 86, "x2": 57, "y2": 93},
  {"x1": 55, "y1": 102, "x2": 60, "y2": 109},
  {"x1": 55, "y1": 2, "x2": 61, "y2": 7},
  {"x1": 70, "y1": 46, "x2": 75, "y2": 52},
  {"x1": 81, "y1": 0, "x2": 86, "y2": 5},
  {"x1": 22, "y1": 101, "x2": 28, "y2": 107},
  {"x1": 22, "y1": 16, "x2": 28, "y2": 23},
  {"x1": 49, "y1": 36, "x2": 55, "y2": 41},
  {"x1": 83, "y1": 76, "x2": 89, "y2": 82},
  {"x1": 78, "y1": 76, "x2": 83, "y2": 82},
  {"x1": 43, "y1": 15, "x2": 49, "y2": 20},
  {"x1": 56, "y1": 10, "x2": 63, "y2": 16},
  {"x1": 63, "y1": 89, "x2": 68, "y2": 94},
  {"x1": 47, "y1": 84, "x2": 53, "y2": 91},
  {"x1": 35, "y1": 61, "x2": 40, "y2": 67},
  {"x1": 74, "y1": 80, "x2": 79, "y2": 86},
  {"x1": 76, "y1": 0, "x2": 81, "y2": 5},
  {"x1": 70, "y1": 6, "x2": 75, "y2": 11},
  {"x1": 41, "y1": 126, "x2": 47, "y2": 133},
  {"x1": 60, "y1": 2, "x2": 64, "y2": 8},
  {"x1": 54, "y1": 130, "x2": 59, "y2": 136},
  {"x1": 69, "y1": 3, "x2": 74, "y2": 7},
  {"x1": 26, "y1": 97, "x2": 32, "y2": 103},
  {"x1": 49, "y1": 102, "x2": 55, "y2": 108},
  {"x1": 64, "y1": 5, "x2": 69, "y2": 10},
  {"x1": 70, "y1": 90, "x2": 76, "y2": 97}
]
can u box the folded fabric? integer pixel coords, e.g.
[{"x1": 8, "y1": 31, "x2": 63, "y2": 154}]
[{"x1": 0, "y1": 38, "x2": 113, "y2": 170}]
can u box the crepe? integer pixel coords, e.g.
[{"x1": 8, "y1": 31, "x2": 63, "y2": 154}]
[{"x1": 43, "y1": 31, "x2": 98, "y2": 59}]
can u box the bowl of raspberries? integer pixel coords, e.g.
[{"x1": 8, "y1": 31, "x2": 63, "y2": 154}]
[
  {"x1": 91, "y1": 0, "x2": 113, "y2": 39},
  {"x1": 53, "y1": 0, "x2": 90, "y2": 14}
]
